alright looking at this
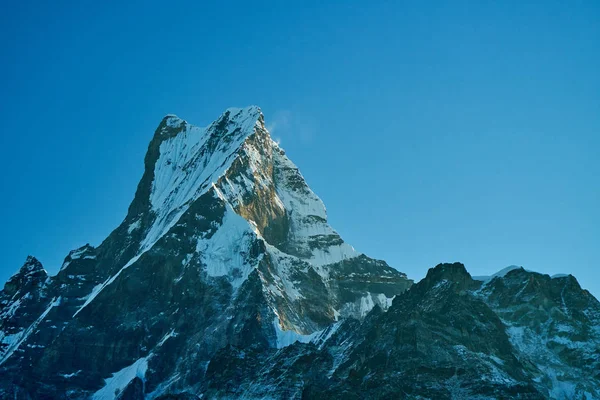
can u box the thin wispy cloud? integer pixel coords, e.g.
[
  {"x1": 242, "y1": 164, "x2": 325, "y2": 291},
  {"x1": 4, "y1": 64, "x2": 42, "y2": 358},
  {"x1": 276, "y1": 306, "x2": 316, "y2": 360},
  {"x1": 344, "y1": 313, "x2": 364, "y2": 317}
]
[
  {"x1": 267, "y1": 110, "x2": 316, "y2": 145},
  {"x1": 267, "y1": 110, "x2": 292, "y2": 145}
]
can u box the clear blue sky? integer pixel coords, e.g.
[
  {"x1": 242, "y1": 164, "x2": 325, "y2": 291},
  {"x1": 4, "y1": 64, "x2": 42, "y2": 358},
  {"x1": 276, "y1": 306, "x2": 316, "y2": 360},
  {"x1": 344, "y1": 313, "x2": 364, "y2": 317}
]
[{"x1": 1, "y1": 1, "x2": 599, "y2": 297}]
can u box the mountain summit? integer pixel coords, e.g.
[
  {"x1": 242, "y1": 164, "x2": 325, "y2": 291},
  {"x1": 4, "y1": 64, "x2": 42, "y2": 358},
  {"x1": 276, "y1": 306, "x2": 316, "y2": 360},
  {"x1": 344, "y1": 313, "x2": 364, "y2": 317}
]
[
  {"x1": 1, "y1": 107, "x2": 598, "y2": 399},
  {"x1": 0, "y1": 106, "x2": 412, "y2": 398}
]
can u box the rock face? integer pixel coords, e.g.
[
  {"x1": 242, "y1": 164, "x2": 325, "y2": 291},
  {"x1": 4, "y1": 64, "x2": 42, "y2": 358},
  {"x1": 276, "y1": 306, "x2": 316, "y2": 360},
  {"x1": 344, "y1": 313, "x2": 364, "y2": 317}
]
[{"x1": 0, "y1": 107, "x2": 598, "y2": 399}]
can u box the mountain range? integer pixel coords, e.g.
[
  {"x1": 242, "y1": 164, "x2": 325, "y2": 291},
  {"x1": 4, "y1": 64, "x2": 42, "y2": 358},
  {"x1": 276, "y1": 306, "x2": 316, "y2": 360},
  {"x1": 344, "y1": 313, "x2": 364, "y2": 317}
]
[{"x1": 1, "y1": 107, "x2": 598, "y2": 399}]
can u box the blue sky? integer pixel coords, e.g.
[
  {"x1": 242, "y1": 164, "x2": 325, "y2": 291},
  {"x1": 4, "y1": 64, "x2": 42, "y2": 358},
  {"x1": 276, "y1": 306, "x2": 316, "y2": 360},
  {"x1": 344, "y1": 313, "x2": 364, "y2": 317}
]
[{"x1": 1, "y1": 1, "x2": 599, "y2": 296}]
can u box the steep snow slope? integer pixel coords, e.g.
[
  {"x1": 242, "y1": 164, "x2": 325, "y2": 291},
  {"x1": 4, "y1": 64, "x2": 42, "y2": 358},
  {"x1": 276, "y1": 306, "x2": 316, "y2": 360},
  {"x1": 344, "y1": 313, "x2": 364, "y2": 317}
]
[{"x1": 143, "y1": 107, "x2": 262, "y2": 252}]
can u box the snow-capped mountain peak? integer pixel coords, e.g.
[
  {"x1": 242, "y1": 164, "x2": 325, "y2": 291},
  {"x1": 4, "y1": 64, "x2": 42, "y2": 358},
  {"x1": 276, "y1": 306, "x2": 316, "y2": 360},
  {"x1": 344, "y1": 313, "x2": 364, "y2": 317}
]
[
  {"x1": 136, "y1": 106, "x2": 264, "y2": 253},
  {"x1": 0, "y1": 107, "x2": 413, "y2": 398}
]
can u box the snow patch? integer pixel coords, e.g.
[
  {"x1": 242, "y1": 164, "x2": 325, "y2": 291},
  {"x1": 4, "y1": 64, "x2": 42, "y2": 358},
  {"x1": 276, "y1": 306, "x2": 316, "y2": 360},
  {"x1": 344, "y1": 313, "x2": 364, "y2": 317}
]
[
  {"x1": 195, "y1": 195, "x2": 260, "y2": 289},
  {"x1": 91, "y1": 356, "x2": 150, "y2": 400},
  {"x1": 376, "y1": 293, "x2": 395, "y2": 310},
  {"x1": 316, "y1": 321, "x2": 343, "y2": 350},
  {"x1": 157, "y1": 330, "x2": 177, "y2": 347},
  {"x1": 359, "y1": 293, "x2": 376, "y2": 317},
  {"x1": 273, "y1": 317, "x2": 322, "y2": 348},
  {"x1": 59, "y1": 370, "x2": 81, "y2": 379},
  {"x1": 263, "y1": 243, "x2": 306, "y2": 301},
  {"x1": 127, "y1": 219, "x2": 141, "y2": 234}
]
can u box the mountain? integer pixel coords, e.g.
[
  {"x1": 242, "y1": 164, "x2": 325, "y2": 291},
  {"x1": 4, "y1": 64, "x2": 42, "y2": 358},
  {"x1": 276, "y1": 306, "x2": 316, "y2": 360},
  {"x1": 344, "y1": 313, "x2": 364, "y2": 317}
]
[
  {"x1": 1, "y1": 107, "x2": 598, "y2": 399},
  {"x1": 0, "y1": 106, "x2": 411, "y2": 399}
]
